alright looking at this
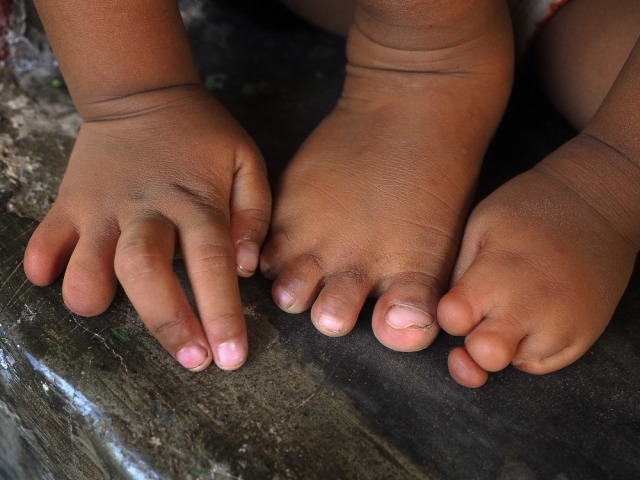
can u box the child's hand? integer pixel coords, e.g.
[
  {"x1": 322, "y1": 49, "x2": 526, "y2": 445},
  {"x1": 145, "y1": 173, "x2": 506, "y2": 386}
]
[{"x1": 24, "y1": 85, "x2": 271, "y2": 371}]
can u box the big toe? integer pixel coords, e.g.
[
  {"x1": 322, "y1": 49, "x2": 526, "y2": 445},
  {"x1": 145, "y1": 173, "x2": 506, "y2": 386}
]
[{"x1": 372, "y1": 275, "x2": 442, "y2": 352}]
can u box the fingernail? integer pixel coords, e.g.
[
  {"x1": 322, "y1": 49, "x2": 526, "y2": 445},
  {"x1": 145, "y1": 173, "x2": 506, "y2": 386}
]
[
  {"x1": 317, "y1": 314, "x2": 344, "y2": 335},
  {"x1": 216, "y1": 340, "x2": 247, "y2": 370},
  {"x1": 385, "y1": 305, "x2": 433, "y2": 330},
  {"x1": 176, "y1": 345, "x2": 210, "y2": 370},
  {"x1": 236, "y1": 242, "x2": 259, "y2": 276},
  {"x1": 273, "y1": 286, "x2": 295, "y2": 310}
]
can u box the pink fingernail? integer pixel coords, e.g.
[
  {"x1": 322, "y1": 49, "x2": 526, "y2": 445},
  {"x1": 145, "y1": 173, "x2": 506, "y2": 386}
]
[
  {"x1": 236, "y1": 242, "x2": 259, "y2": 276},
  {"x1": 216, "y1": 340, "x2": 247, "y2": 370},
  {"x1": 385, "y1": 305, "x2": 433, "y2": 330},
  {"x1": 176, "y1": 345, "x2": 209, "y2": 370}
]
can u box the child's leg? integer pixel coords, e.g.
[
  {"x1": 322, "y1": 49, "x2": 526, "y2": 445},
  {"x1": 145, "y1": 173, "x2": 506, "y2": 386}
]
[
  {"x1": 278, "y1": 0, "x2": 353, "y2": 36},
  {"x1": 532, "y1": 0, "x2": 640, "y2": 130},
  {"x1": 261, "y1": 0, "x2": 514, "y2": 350},
  {"x1": 438, "y1": 0, "x2": 640, "y2": 387}
]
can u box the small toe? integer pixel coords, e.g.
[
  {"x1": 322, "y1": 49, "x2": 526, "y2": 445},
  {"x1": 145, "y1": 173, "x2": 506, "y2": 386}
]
[
  {"x1": 437, "y1": 286, "x2": 477, "y2": 336},
  {"x1": 442, "y1": 248, "x2": 566, "y2": 375},
  {"x1": 270, "y1": 254, "x2": 325, "y2": 314},
  {"x1": 511, "y1": 330, "x2": 586, "y2": 376},
  {"x1": 259, "y1": 230, "x2": 287, "y2": 280},
  {"x1": 464, "y1": 319, "x2": 525, "y2": 372},
  {"x1": 448, "y1": 347, "x2": 489, "y2": 388},
  {"x1": 311, "y1": 272, "x2": 371, "y2": 336}
]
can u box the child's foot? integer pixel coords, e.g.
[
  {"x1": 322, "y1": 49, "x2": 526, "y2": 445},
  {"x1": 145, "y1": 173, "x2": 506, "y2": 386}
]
[
  {"x1": 261, "y1": 1, "x2": 514, "y2": 351},
  {"x1": 438, "y1": 133, "x2": 640, "y2": 387}
]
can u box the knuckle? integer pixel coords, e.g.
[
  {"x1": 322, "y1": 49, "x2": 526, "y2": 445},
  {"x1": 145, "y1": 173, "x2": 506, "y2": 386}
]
[
  {"x1": 380, "y1": 270, "x2": 445, "y2": 295},
  {"x1": 115, "y1": 240, "x2": 165, "y2": 281},
  {"x1": 235, "y1": 208, "x2": 271, "y2": 238},
  {"x1": 204, "y1": 310, "x2": 242, "y2": 329},
  {"x1": 189, "y1": 242, "x2": 234, "y2": 273},
  {"x1": 71, "y1": 255, "x2": 107, "y2": 278},
  {"x1": 177, "y1": 189, "x2": 229, "y2": 221},
  {"x1": 150, "y1": 307, "x2": 193, "y2": 337},
  {"x1": 238, "y1": 207, "x2": 271, "y2": 224}
]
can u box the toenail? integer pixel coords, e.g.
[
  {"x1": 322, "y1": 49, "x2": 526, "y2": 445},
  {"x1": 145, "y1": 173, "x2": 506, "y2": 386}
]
[
  {"x1": 216, "y1": 340, "x2": 247, "y2": 370},
  {"x1": 317, "y1": 314, "x2": 344, "y2": 334},
  {"x1": 273, "y1": 286, "x2": 295, "y2": 310},
  {"x1": 385, "y1": 305, "x2": 433, "y2": 330},
  {"x1": 236, "y1": 242, "x2": 259, "y2": 275},
  {"x1": 176, "y1": 344, "x2": 209, "y2": 370}
]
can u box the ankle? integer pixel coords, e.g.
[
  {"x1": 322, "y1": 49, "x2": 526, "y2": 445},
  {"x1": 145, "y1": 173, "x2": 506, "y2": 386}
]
[
  {"x1": 345, "y1": 0, "x2": 514, "y2": 144},
  {"x1": 352, "y1": 0, "x2": 514, "y2": 56},
  {"x1": 538, "y1": 132, "x2": 640, "y2": 250}
]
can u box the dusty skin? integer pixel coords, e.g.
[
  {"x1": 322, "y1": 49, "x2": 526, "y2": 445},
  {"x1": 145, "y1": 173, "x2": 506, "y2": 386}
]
[
  {"x1": 439, "y1": 134, "x2": 640, "y2": 387},
  {"x1": 268, "y1": 0, "x2": 640, "y2": 387},
  {"x1": 261, "y1": 0, "x2": 514, "y2": 352},
  {"x1": 24, "y1": 85, "x2": 271, "y2": 371},
  {"x1": 437, "y1": 0, "x2": 640, "y2": 387},
  {"x1": 24, "y1": 0, "x2": 273, "y2": 373},
  {"x1": 23, "y1": 0, "x2": 640, "y2": 387}
]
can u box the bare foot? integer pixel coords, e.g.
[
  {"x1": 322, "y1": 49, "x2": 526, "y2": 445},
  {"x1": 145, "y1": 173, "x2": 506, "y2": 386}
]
[
  {"x1": 261, "y1": 1, "x2": 513, "y2": 351},
  {"x1": 24, "y1": 85, "x2": 271, "y2": 371},
  {"x1": 438, "y1": 133, "x2": 640, "y2": 387}
]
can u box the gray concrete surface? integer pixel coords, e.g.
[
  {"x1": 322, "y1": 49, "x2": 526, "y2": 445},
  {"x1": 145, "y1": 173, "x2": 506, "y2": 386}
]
[{"x1": 1, "y1": 1, "x2": 639, "y2": 478}]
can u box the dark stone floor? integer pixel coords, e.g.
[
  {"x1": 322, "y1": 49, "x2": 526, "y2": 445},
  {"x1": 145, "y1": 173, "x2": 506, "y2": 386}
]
[{"x1": 1, "y1": 1, "x2": 639, "y2": 479}]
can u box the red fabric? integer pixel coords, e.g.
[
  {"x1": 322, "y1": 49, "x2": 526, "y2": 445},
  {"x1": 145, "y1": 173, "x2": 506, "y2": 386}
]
[{"x1": 536, "y1": 0, "x2": 571, "y2": 30}]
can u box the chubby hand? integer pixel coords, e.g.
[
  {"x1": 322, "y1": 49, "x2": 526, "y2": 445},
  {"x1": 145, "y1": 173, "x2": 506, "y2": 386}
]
[{"x1": 24, "y1": 85, "x2": 271, "y2": 371}]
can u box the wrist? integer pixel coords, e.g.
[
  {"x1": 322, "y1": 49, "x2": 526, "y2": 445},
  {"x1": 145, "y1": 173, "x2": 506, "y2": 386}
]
[{"x1": 75, "y1": 82, "x2": 209, "y2": 122}]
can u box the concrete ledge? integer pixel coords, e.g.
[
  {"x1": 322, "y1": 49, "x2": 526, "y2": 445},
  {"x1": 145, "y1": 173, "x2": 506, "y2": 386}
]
[{"x1": 1, "y1": 1, "x2": 639, "y2": 478}]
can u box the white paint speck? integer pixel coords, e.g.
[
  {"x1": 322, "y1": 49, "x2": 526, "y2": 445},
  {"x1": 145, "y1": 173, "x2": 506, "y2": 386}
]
[
  {"x1": 7, "y1": 94, "x2": 29, "y2": 109},
  {"x1": 0, "y1": 349, "x2": 15, "y2": 370},
  {"x1": 20, "y1": 305, "x2": 36, "y2": 323}
]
